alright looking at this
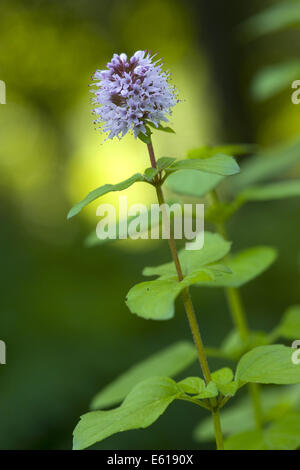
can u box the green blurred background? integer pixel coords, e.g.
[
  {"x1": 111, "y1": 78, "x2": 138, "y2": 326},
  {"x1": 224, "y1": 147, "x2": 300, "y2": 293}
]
[{"x1": 0, "y1": 0, "x2": 299, "y2": 449}]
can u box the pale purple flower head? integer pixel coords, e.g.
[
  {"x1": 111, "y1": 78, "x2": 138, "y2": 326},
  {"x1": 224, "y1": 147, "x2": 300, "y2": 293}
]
[{"x1": 91, "y1": 50, "x2": 178, "y2": 140}]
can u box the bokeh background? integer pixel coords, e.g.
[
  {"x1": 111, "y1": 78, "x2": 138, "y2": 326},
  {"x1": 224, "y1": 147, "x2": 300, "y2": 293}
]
[{"x1": 0, "y1": 0, "x2": 299, "y2": 449}]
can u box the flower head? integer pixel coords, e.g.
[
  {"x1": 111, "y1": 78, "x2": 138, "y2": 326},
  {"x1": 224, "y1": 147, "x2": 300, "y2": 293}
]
[{"x1": 91, "y1": 51, "x2": 178, "y2": 140}]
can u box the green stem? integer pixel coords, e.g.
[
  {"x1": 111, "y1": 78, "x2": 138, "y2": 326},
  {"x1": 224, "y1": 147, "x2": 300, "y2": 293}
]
[
  {"x1": 212, "y1": 409, "x2": 224, "y2": 450},
  {"x1": 208, "y1": 189, "x2": 264, "y2": 430},
  {"x1": 147, "y1": 140, "x2": 224, "y2": 450},
  {"x1": 225, "y1": 287, "x2": 249, "y2": 342}
]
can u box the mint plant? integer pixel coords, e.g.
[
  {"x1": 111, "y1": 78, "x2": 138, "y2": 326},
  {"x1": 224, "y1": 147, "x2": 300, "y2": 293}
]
[{"x1": 68, "y1": 51, "x2": 300, "y2": 450}]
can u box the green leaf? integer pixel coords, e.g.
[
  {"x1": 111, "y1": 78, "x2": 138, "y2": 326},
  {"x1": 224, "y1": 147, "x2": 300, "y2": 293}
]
[
  {"x1": 242, "y1": 1, "x2": 300, "y2": 39},
  {"x1": 228, "y1": 180, "x2": 300, "y2": 217},
  {"x1": 143, "y1": 232, "x2": 231, "y2": 279},
  {"x1": 148, "y1": 122, "x2": 175, "y2": 133},
  {"x1": 187, "y1": 144, "x2": 255, "y2": 159},
  {"x1": 225, "y1": 429, "x2": 266, "y2": 450},
  {"x1": 211, "y1": 367, "x2": 238, "y2": 397},
  {"x1": 265, "y1": 413, "x2": 300, "y2": 450},
  {"x1": 225, "y1": 413, "x2": 300, "y2": 450},
  {"x1": 137, "y1": 125, "x2": 152, "y2": 144},
  {"x1": 126, "y1": 270, "x2": 214, "y2": 320},
  {"x1": 194, "y1": 384, "x2": 300, "y2": 442},
  {"x1": 73, "y1": 377, "x2": 180, "y2": 450},
  {"x1": 241, "y1": 180, "x2": 300, "y2": 201},
  {"x1": 144, "y1": 167, "x2": 159, "y2": 181},
  {"x1": 275, "y1": 305, "x2": 300, "y2": 340},
  {"x1": 91, "y1": 341, "x2": 197, "y2": 409},
  {"x1": 67, "y1": 173, "x2": 144, "y2": 219},
  {"x1": 156, "y1": 157, "x2": 177, "y2": 170},
  {"x1": 178, "y1": 377, "x2": 205, "y2": 395},
  {"x1": 126, "y1": 279, "x2": 183, "y2": 320},
  {"x1": 211, "y1": 367, "x2": 233, "y2": 385},
  {"x1": 194, "y1": 381, "x2": 218, "y2": 399},
  {"x1": 236, "y1": 345, "x2": 300, "y2": 385},
  {"x1": 251, "y1": 60, "x2": 300, "y2": 101},
  {"x1": 196, "y1": 246, "x2": 277, "y2": 288},
  {"x1": 232, "y1": 138, "x2": 300, "y2": 190},
  {"x1": 128, "y1": 232, "x2": 231, "y2": 320},
  {"x1": 166, "y1": 170, "x2": 225, "y2": 198},
  {"x1": 168, "y1": 154, "x2": 240, "y2": 176},
  {"x1": 218, "y1": 381, "x2": 239, "y2": 397}
]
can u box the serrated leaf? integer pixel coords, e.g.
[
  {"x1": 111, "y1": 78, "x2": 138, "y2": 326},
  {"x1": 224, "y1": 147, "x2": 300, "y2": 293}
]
[
  {"x1": 73, "y1": 377, "x2": 180, "y2": 450},
  {"x1": 211, "y1": 368, "x2": 237, "y2": 397},
  {"x1": 166, "y1": 170, "x2": 225, "y2": 198},
  {"x1": 194, "y1": 381, "x2": 218, "y2": 399},
  {"x1": 126, "y1": 279, "x2": 183, "y2": 320},
  {"x1": 91, "y1": 341, "x2": 197, "y2": 409},
  {"x1": 128, "y1": 232, "x2": 231, "y2": 320},
  {"x1": 236, "y1": 345, "x2": 300, "y2": 385},
  {"x1": 211, "y1": 368, "x2": 234, "y2": 385},
  {"x1": 196, "y1": 246, "x2": 277, "y2": 288},
  {"x1": 275, "y1": 305, "x2": 300, "y2": 340},
  {"x1": 126, "y1": 269, "x2": 214, "y2": 320},
  {"x1": 187, "y1": 144, "x2": 254, "y2": 159},
  {"x1": 143, "y1": 232, "x2": 231, "y2": 279},
  {"x1": 67, "y1": 173, "x2": 144, "y2": 219},
  {"x1": 168, "y1": 154, "x2": 240, "y2": 176},
  {"x1": 178, "y1": 377, "x2": 205, "y2": 395},
  {"x1": 218, "y1": 381, "x2": 239, "y2": 397},
  {"x1": 232, "y1": 138, "x2": 300, "y2": 190}
]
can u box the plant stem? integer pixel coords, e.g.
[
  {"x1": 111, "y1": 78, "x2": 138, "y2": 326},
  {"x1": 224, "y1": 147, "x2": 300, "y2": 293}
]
[
  {"x1": 212, "y1": 409, "x2": 224, "y2": 450},
  {"x1": 147, "y1": 140, "x2": 224, "y2": 450},
  {"x1": 208, "y1": 189, "x2": 264, "y2": 430},
  {"x1": 225, "y1": 287, "x2": 249, "y2": 342}
]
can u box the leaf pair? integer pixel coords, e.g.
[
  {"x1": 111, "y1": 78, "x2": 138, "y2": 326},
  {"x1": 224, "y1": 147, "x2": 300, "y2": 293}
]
[
  {"x1": 126, "y1": 232, "x2": 231, "y2": 320},
  {"x1": 67, "y1": 153, "x2": 240, "y2": 219},
  {"x1": 126, "y1": 232, "x2": 277, "y2": 321},
  {"x1": 178, "y1": 368, "x2": 238, "y2": 400},
  {"x1": 74, "y1": 365, "x2": 237, "y2": 450}
]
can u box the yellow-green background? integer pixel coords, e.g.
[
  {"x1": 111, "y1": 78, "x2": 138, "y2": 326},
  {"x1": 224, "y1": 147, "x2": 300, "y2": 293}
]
[{"x1": 0, "y1": 0, "x2": 299, "y2": 449}]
